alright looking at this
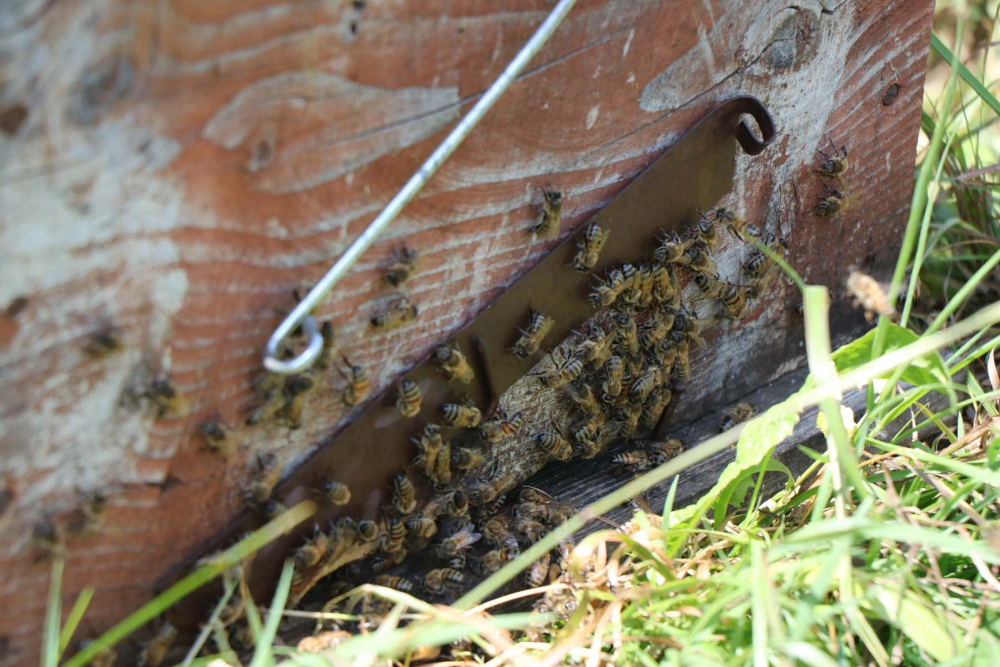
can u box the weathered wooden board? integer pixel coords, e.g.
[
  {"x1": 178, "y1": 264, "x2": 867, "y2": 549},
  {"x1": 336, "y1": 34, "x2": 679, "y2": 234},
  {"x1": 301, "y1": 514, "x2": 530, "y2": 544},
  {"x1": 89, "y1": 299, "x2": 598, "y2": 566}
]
[{"x1": 0, "y1": 0, "x2": 932, "y2": 664}]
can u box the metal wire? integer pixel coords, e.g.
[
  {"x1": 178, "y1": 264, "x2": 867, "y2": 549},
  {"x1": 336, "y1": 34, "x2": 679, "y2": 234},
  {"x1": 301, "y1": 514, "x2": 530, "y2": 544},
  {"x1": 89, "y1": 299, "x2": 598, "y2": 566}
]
[{"x1": 262, "y1": 0, "x2": 578, "y2": 374}]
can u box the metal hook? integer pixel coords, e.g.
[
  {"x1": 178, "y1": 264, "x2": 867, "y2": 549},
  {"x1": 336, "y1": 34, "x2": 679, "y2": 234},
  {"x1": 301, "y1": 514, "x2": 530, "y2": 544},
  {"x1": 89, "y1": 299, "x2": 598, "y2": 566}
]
[{"x1": 262, "y1": 0, "x2": 580, "y2": 375}]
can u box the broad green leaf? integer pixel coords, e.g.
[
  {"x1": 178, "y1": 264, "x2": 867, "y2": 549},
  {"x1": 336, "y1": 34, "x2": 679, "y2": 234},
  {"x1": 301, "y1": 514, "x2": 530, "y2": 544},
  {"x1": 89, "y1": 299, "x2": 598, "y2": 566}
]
[
  {"x1": 868, "y1": 584, "x2": 960, "y2": 662},
  {"x1": 713, "y1": 459, "x2": 794, "y2": 529}
]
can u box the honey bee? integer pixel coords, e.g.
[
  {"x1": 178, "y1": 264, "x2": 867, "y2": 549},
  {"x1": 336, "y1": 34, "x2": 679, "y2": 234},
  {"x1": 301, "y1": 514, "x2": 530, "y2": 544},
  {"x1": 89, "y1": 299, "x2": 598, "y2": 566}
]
[
  {"x1": 510, "y1": 309, "x2": 554, "y2": 357},
  {"x1": 719, "y1": 283, "x2": 757, "y2": 320},
  {"x1": 439, "y1": 523, "x2": 481, "y2": 556},
  {"x1": 611, "y1": 450, "x2": 652, "y2": 474},
  {"x1": 719, "y1": 402, "x2": 757, "y2": 432},
  {"x1": 382, "y1": 517, "x2": 407, "y2": 553},
  {"x1": 651, "y1": 439, "x2": 684, "y2": 465},
  {"x1": 533, "y1": 426, "x2": 573, "y2": 461},
  {"x1": 391, "y1": 473, "x2": 417, "y2": 515},
  {"x1": 316, "y1": 321, "x2": 337, "y2": 369},
  {"x1": 297, "y1": 630, "x2": 352, "y2": 653},
  {"x1": 338, "y1": 358, "x2": 369, "y2": 407},
  {"x1": 441, "y1": 401, "x2": 482, "y2": 428},
  {"x1": 434, "y1": 438, "x2": 452, "y2": 486},
  {"x1": 695, "y1": 213, "x2": 719, "y2": 251},
  {"x1": 601, "y1": 355, "x2": 624, "y2": 402},
  {"x1": 682, "y1": 242, "x2": 717, "y2": 276},
  {"x1": 525, "y1": 552, "x2": 551, "y2": 587},
  {"x1": 814, "y1": 141, "x2": 849, "y2": 189},
  {"x1": 435, "y1": 344, "x2": 475, "y2": 384},
  {"x1": 83, "y1": 325, "x2": 123, "y2": 358},
  {"x1": 641, "y1": 387, "x2": 672, "y2": 428},
  {"x1": 846, "y1": 270, "x2": 895, "y2": 322},
  {"x1": 278, "y1": 374, "x2": 314, "y2": 429},
  {"x1": 570, "y1": 220, "x2": 610, "y2": 272},
  {"x1": 571, "y1": 420, "x2": 602, "y2": 459},
  {"x1": 293, "y1": 534, "x2": 327, "y2": 569},
  {"x1": 529, "y1": 188, "x2": 563, "y2": 239},
  {"x1": 451, "y1": 447, "x2": 486, "y2": 471},
  {"x1": 671, "y1": 308, "x2": 711, "y2": 349},
  {"x1": 144, "y1": 379, "x2": 190, "y2": 419},
  {"x1": 262, "y1": 500, "x2": 285, "y2": 519},
  {"x1": 69, "y1": 489, "x2": 107, "y2": 535},
  {"x1": 139, "y1": 624, "x2": 177, "y2": 667},
  {"x1": 405, "y1": 513, "x2": 438, "y2": 538},
  {"x1": 425, "y1": 568, "x2": 464, "y2": 594},
  {"x1": 517, "y1": 501, "x2": 572, "y2": 526},
  {"x1": 31, "y1": 518, "x2": 64, "y2": 558},
  {"x1": 616, "y1": 401, "x2": 642, "y2": 440},
  {"x1": 448, "y1": 552, "x2": 467, "y2": 571},
  {"x1": 199, "y1": 419, "x2": 235, "y2": 458},
  {"x1": 513, "y1": 516, "x2": 547, "y2": 542},
  {"x1": 717, "y1": 208, "x2": 761, "y2": 242},
  {"x1": 371, "y1": 296, "x2": 418, "y2": 330},
  {"x1": 482, "y1": 547, "x2": 519, "y2": 572},
  {"x1": 655, "y1": 338, "x2": 677, "y2": 372},
  {"x1": 630, "y1": 366, "x2": 664, "y2": 404},
  {"x1": 246, "y1": 389, "x2": 284, "y2": 426},
  {"x1": 370, "y1": 555, "x2": 393, "y2": 573},
  {"x1": 653, "y1": 232, "x2": 692, "y2": 265},
  {"x1": 322, "y1": 479, "x2": 351, "y2": 506},
  {"x1": 483, "y1": 515, "x2": 519, "y2": 550},
  {"x1": 537, "y1": 349, "x2": 584, "y2": 388},
  {"x1": 247, "y1": 453, "x2": 281, "y2": 504},
  {"x1": 672, "y1": 334, "x2": 691, "y2": 380},
  {"x1": 651, "y1": 263, "x2": 680, "y2": 306},
  {"x1": 613, "y1": 312, "x2": 639, "y2": 357},
  {"x1": 479, "y1": 407, "x2": 521, "y2": 443},
  {"x1": 693, "y1": 272, "x2": 725, "y2": 299},
  {"x1": 412, "y1": 423, "x2": 444, "y2": 479},
  {"x1": 358, "y1": 519, "x2": 380, "y2": 542},
  {"x1": 396, "y1": 380, "x2": 422, "y2": 418},
  {"x1": 384, "y1": 247, "x2": 419, "y2": 287},
  {"x1": 815, "y1": 184, "x2": 851, "y2": 216},
  {"x1": 562, "y1": 381, "x2": 604, "y2": 421},
  {"x1": 374, "y1": 575, "x2": 414, "y2": 592}
]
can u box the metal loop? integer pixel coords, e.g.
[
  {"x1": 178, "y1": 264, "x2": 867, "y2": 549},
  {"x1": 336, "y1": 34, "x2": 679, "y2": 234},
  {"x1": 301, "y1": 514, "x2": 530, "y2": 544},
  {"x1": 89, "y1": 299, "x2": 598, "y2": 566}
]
[
  {"x1": 733, "y1": 97, "x2": 776, "y2": 156},
  {"x1": 261, "y1": 0, "x2": 579, "y2": 375}
]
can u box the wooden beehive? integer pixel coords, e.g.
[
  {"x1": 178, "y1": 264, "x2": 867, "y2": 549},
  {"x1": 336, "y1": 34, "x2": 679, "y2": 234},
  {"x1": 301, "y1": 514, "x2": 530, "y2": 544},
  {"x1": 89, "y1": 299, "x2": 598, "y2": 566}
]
[{"x1": 0, "y1": 1, "x2": 933, "y2": 665}]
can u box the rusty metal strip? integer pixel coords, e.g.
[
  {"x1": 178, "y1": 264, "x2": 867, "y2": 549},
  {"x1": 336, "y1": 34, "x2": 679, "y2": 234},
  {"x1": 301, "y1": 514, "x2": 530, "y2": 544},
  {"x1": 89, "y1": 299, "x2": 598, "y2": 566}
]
[{"x1": 164, "y1": 96, "x2": 775, "y2": 621}]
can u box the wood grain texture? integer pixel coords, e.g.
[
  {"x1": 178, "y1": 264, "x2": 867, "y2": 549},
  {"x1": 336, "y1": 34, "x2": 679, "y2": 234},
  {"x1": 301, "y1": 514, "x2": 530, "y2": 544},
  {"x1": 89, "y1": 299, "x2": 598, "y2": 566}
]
[{"x1": 0, "y1": 0, "x2": 932, "y2": 664}]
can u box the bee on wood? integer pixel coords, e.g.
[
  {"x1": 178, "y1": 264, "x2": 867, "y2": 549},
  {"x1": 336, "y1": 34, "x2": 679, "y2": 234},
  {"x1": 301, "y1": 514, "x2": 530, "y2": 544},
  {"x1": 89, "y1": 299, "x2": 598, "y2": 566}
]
[
  {"x1": 814, "y1": 140, "x2": 849, "y2": 189},
  {"x1": 655, "y1": 338, "x2": 678, "y2": 373},
  {"x1": 616, "y1": 401, "x2": 643, "y2": 440},
  {"x1": 69, "y1": 489, "x2": 108, "y2": 536},
  {"x1": 682, "y1": 242, "x2": 717, "y2": 276},
  {"x1": 425, "y1": 568, "x2": 464, "y2": 594},
  {"x1": 815, "y1": 183, "x2": 851, "y2": 216},
  {"x1": 297, "y1": 631, "x2": 352, "y2": 653},
  {"x1": 613, "y1": 311, "x2": 640, "y2": 357},
  {"x1": 562, "y1": 382, "x2": 604, "y2": 421},
  {"x1": 434, "y1": 439, "x2": 452, "y2": 486},
  {"x1": 717, "y1": 208, "x2": 761, "y2": 242},
  {"x1": 445, "y1": 490, "x2": 470, "y2": 519},
  {"x1": 371, "y1": 296, "x2": 418, "y2": 330},
  {"x1": 573, "y1": 324, "x2": 615, "y2": 367},
  {"x1": 651, "y1": 439, "x2": 684, "y2": 465},
  {"x1": 671, "y1": 308, "x2": 712, "y2": 349},
  {"x1": 479, "y1": 407, "x2": 521, "y2": 443},
  {"x1": 358, "y1": 519, "x2": 380, "y2": 542},
  {"x1": 451, "y1": 447, "x2": 486, "y2": 471},
  {"x1": 601, "y1": 355, "x2": 625, "y2": 403},
  {"x1": 651, "y1": 263, "x2": 680, "y2": 306},
  {"x1": 322, "y1": 479, "x2": 351, "y2": 506},
  {"x1": 145, "y1": 378, "x2": 190, "y2": 419},
  {"x1": 639, "y1": 317, "x2": 671, "y2": 352},
  {"x1": 435, "y1": 344, "x2": 474, "y2": 384},
  {"x1": 641, "y1": 387, "x2": 672, "y2": 428},
  {"x1": 293, "y1": 534, "x2": 328, "y2": 569},
  {"x1": 571, "y1": 419, "x2": 602, "y2": 459},
  {"x1": 483, "y1": 515, "x2": 519, "y2": 550},
  {"x1": 384, "y1": 247, "x2": 419, "y2": 287},
  {"x1": 693, "y1": 272, "x2": 725, "y2": 299},
  {"x1": 587, "y1": 268, "x2": 629, "y2": 310},
  {"x1": 139, "y1": 624, "x2": 177, "y2": 667},
  {"x1": 513, "y1": 516, "x2": 547, "y2": 542},
  {"x1": 370, "y1": 555, "x2": 394, "y2": 573},
  {"x1": 391, "y1": 473, "x2": 417, "y2": 515},
  {"x1": 405, "y1": 513, "x2": 438, "y2": 538},
  {"x1": 517, "y1": 500, "x2": 572, "y2": 526},
  {"x1": 439, "y1": 523, "x2": 481, "y2": 557},
  {"x1": 396, "y1": 380, "x2": 422, "y2": 418},
  {"x1": 719, "y1": 283, "x2": 757, "y2": 320},
  {"x1": 278, "y1": 374, "x2": 314, "y2": 429},
  {"x1": 630, "y1": 366, "x2": 664, "y2": 404},
  {"x1": 338, "y1": 357, "x2": 369, "y2": 407},
  {"x1": 719, "y1": 402, "x2": 757, "y2": 432},
  {"x1": 846, "y1": 270, "x2": 895, "y2": 322},
  {"x1": 32, "y1": 518, "x2": 64, "y2": 558},
  {"x1": 653, "y1": 232, "x2": 692, "y2": 265},
  {"x1": 536, "y1": 349, "x2": 584, "y2": 388},
  {"x1": 510, "y1": 309, "x2": 554, "y2": 358},
  {"x1": 529, "y1": 188, "x2": 563, "y2": 239},
  {"x1": 533, "y1": 424, "x2": 573, "y2": 461},
  {"x1": 441, "y1": 401, "x2": 482, "y2": 428},
  {"x1": 570, "y1": 220, "x2": 610, "y2": 272},
  {"x1": 525, "y1": 552, "x2": 551, "y2": 588},
  {"x1": 247, "y1": 454, "x2": 281, "y2": 504},
  {"x1": 671, "y1": 334, "x2": 691, "y2": 380},
  {"x1": 611, "y1": 450, "x2": 652, "y2": 474},
  {"x1": 695, "y1": 213, "x2": 719, "y2": 251},
  {"x1": 83, "y1": 325, "x2": 123, "y2": 358},
  {"x1": 374, "y1": 575, "x2": 414, "y2": 592},
  {"x1": 199, "y1": 419, "x2": 236, "y2": 459},
  {"x1": 482, "y1": 547, "x2": 519, "y2": 572},
  {"x1": 316, "y1": 321, "x2": 337, "y2": 369},
  {"x1": 381, "y1": 517, "x2": 407, "y2": 554},
  {"x1": 412, "y1": 423, "x2": 444, "y2": 481},
  {"x1": 246, "y1": 388, "x2": 284, "y2": 426},
  {"x1": 448, "y1": 552, "x2": 467, "y2": 571}
]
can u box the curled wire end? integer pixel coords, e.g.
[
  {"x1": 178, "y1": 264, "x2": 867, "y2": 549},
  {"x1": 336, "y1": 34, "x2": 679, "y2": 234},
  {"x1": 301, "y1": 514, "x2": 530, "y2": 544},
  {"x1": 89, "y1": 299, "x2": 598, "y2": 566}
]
[
  {"x1": 263, "y1": 315, "x2": 323, "y2": 375},
  {"x1": 732, "y1": 97, "x2": 776, "y2": 156}
]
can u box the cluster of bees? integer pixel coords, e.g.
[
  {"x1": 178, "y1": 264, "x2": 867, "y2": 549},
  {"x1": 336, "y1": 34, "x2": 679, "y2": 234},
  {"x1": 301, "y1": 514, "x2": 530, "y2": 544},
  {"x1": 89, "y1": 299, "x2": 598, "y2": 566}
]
[{"x1": 813, "y1": 139, "x2": 851, "y2": 217}]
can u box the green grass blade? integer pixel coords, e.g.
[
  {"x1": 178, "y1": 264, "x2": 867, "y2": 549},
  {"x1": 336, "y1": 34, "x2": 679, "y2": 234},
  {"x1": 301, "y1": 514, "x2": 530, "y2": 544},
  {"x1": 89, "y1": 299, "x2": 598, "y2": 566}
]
[
  {"x1": 42, "y1": 557, "x2": 64, "y2": 667},
  {"x1": 58, "y1": 587, "x2": 94, "y2": 658},
  {"x1": 249, "y1": 560, "x2": 294, "y2": 667},
  {"x1": 924, "y1": 247, "x2": 1000, "y2": 335},
  {"x1": 931, "y1": 34, "x2": 1000, "y2": 117}
]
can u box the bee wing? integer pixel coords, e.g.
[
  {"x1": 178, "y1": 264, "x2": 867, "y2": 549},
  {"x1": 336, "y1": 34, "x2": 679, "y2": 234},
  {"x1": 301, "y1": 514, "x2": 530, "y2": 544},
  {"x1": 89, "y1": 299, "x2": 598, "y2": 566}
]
[
  {"x1": 452, "y1": 524, "x2": 482, "y2": 549},
  {"x1": 374, "y1": 408, "x2": 404, "y2": 429}
]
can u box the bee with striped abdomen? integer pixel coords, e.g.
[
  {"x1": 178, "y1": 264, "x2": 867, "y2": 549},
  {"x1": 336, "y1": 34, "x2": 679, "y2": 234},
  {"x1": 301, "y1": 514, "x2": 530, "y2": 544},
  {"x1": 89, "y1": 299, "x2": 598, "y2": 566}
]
[
  {"x1": 435, "y1": 344, "x2": 474, "y2": 384},
  {"x1": 374, "y1": 575, "x2": 414, "y2": 592},
  {"x1": 384, "y1": 247, "x2": 419, "y2": 287},
  {"x1": 510, "y1": 309, "x2": 554, "y2": 358},
  {"x1": 717, "y1": 208, "x2": 761, "y2": 242},
  {"x1": 719, "y1": 402, "x2": 757, "y2": 432},
  {"x1": 316, "y1": 321, "x2": 337, "y2": 369},
  {"x1": 479, "y1": 407, "x2": 521, "y2": 443},
  {"x1": 533, "y1": 424, "x2": 573, "y2": 462},
  {"x1": 425, "y1": 568, "x2": 464, "y2": 594},
  {"x1": 525, "y1": 552, "x2": 551, "y2": 587},
  {"x1": 815, "y1": 184, "x2": 851, "y2": 216},
  {"x1": 570, "y1": 220, "x2": 610, "y2": 272},
  {"x1": 358, "y1": 519, "x2": 380, "y2": 542},
  {"x1": 482, "y1": 547, "x2": 519, "y2": 572},
  {"x1": 536, "y1": 349, "x2": 584, "y2": 388},
  {"x1": 371, "y1": 296, "x2": 418, "y2": 330},
  {"x1": 405, "y1": 513, "x2": 437, "y2": 539},
  {"x1": 322, "y1": 480, "x2": 351, "y2": 506},
  {"x1": 441, "y1": 401, "x2": 482, "y2": 428},
  {"x1": 629, "y1": 366, "x2": 664, "y2": 404},
  {"x1": 338, "y1": 358, "x2": 369, "y2": 407},
  {"x1": 392, "y1": 473, "x2": 417, "y2": 515},
  {"x1": 529, "y1": 188, "x2": 563, "y2": 239},
  {"x1": 601, "y1": 355, "x2": 625, "y2": 403},
  {"x1": 814, "y1": 140, "x2": 849, "y2": 189},
  {"x1": 653, "y1": 232, "x2": 691, "y2": 265},
  {"x1": 396, "y1": 380, "x2": 422, "y2": 418},
  {"x1": 412, "y1": 423, "x2": 444, "y2": 480},
  {"x1": 451, "y1": 447, "x2": 486, "y2": 471},
  {"x1": 246, "y1": 454, "x2": 281, "y2": 505}
]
